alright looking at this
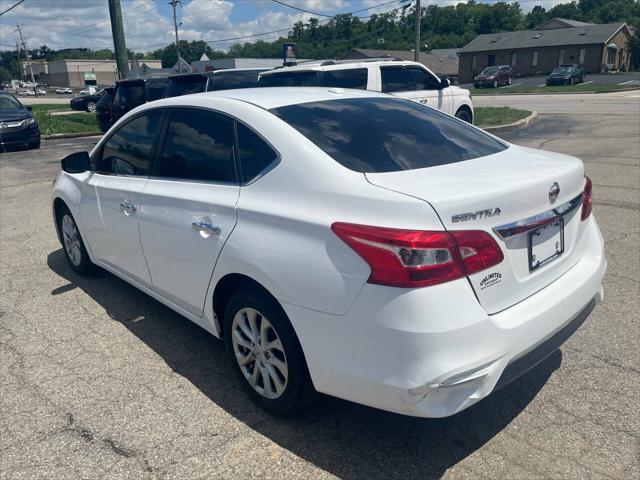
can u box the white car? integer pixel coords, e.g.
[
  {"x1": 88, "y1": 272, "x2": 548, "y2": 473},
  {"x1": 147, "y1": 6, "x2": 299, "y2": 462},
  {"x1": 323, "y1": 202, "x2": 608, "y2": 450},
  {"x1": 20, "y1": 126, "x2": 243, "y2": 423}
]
[
  {"x1": 18, "y1": 90, "x2": 35, "y2": 96},
  {"x1": 259, "y1": 58, "x2": 474, "y2": 122},
  {"x1": 52, "y1": 88, "x2": 605, "y2": 417},
  {"x1": 56, "y1": 88, "x2": 73, "y2": 94}
]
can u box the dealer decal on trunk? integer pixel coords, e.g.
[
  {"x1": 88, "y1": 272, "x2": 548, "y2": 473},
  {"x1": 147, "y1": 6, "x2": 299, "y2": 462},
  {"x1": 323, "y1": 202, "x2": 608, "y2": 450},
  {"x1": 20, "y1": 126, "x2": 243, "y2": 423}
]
[{"x1": 480, "y1": 272, "x2": 502, "y2": 289}]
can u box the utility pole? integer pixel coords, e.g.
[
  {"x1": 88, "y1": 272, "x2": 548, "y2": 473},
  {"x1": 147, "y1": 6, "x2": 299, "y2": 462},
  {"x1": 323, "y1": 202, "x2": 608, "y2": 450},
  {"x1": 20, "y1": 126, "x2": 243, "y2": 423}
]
[
  {"x1": 16, "y1": 25, "x2": 37, "y2": 94},
  {"x1": 108, "y1": 0, "x2": 129, "y2": 79},
  {"x1": 414, "y1": 0, "x2": 421, "y2": 63},
  {"x1": 16, "y1": 42, "x2": 23, "y2": 81},
  {"x1": 169, "y1": 0, "x2": 182, "y2": 73}
]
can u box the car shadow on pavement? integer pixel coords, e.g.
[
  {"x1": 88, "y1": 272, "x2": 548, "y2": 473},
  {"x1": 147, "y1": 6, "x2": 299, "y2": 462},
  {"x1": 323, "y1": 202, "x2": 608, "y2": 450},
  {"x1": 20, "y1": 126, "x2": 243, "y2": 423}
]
[{"x1": 48, "y1": 249, "x2": 561, "y2": 479}]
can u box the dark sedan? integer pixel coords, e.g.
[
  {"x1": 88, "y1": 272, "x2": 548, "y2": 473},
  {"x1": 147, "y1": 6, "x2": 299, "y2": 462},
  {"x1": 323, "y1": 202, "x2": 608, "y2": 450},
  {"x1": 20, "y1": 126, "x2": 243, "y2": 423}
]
[
  {"x1": 546, "y1": 64, "x2": 585, "y2": 86},
  {"x1": 0, "y1": 93, "x2": 40, "y2": 152},
  {"x1": 70, "y1": 87, "x2": 110, "y2": 112}
]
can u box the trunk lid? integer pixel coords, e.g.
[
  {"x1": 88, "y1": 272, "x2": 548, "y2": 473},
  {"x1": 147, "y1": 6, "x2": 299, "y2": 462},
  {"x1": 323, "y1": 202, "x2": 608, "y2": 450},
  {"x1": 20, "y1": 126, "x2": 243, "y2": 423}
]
[{"x1": 365, "y1": 144, "x2": 587, "y2": 314}]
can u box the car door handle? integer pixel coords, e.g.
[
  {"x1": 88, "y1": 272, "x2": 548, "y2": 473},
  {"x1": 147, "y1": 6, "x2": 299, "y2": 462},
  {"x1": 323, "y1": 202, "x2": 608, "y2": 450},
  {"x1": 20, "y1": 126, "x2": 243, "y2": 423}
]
[
  {"x1": 419, "y1": 99, "x2": 428, "y2": 104},
  {"x1": 192, "y1": 220, "x2": 221, "y2": 235},
  {"x1": 119, "y1": 200, "x2": 136, "y2": 215}
]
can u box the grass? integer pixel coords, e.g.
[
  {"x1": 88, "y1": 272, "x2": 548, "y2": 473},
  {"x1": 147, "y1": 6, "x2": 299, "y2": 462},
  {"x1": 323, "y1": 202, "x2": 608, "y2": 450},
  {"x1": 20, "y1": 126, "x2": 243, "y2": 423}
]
[
  {"x1": 33, "y1": 111, "x2": 100, "y2": 136},
  {"x1": 469, "y1": 83, "x2": 638, "y2": 95},
  {"x1": 474, "y1": 107, "x2": 531, "y2": 128},
  {"x1": 29, "y1": 104, "x2": 72, "y2": 113}
]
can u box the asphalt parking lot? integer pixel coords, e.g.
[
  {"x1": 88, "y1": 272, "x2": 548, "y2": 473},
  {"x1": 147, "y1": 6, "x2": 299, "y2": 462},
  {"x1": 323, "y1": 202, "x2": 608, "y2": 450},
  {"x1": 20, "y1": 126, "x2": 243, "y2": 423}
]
[
  {"x1": 458, "y1": 71, "x2": 640, "y2": 89},
  {"x1": 1, "y1": 92, "x2": 639, "y2": 479}
]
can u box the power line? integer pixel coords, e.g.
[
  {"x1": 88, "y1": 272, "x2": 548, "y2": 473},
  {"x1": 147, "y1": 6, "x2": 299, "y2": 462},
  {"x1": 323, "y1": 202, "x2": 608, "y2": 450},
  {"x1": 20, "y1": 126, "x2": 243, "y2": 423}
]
[
  {"x1": 271, "y1": 0, "x2": 333, "y2": 18},
  {"x1": 0, "y1": 0, "x2": 25, "y2": 16}
]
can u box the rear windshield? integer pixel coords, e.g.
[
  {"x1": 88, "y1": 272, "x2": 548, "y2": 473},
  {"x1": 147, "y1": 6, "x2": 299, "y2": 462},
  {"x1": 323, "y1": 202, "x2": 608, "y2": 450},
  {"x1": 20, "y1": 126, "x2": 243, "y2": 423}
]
[
  {"x1": 163, "y1": 76, "x2": 208, "y2": 98},
  {"x1": 212, "y1": 70, "x2": 263, "y2": 90},
  {"x1": 259, "y1": 71, "x2": 317, "y2": 87},
  {"x1": 270, "y1": 98, "x2": 507, "y2": 173},
  {"x1": 146, "y1": 79, "x2": 169, "y2": 101}
]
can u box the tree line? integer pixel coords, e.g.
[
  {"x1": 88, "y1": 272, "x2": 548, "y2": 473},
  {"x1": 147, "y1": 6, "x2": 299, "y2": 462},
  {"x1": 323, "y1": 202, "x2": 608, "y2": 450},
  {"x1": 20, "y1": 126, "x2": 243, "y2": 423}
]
[{"x1": 1, "y1": 0, "x2": 639, "y2": 82}]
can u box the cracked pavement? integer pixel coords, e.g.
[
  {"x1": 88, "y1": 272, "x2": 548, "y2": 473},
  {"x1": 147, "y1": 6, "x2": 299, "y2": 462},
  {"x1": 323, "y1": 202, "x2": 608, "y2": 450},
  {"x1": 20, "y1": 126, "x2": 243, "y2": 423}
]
[{"x1": 1, "y1": 93, "x2": 639, "y2": 479}]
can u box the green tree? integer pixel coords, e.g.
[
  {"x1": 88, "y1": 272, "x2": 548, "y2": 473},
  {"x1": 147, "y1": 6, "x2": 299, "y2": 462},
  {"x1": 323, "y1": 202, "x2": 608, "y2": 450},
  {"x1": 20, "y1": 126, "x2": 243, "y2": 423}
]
[
  {"x1": 0, "y1": 66, "x2": 11, "y2": 83},
  {"x1": 526, "y1": 6, "x2": 548, "y2": 29}
]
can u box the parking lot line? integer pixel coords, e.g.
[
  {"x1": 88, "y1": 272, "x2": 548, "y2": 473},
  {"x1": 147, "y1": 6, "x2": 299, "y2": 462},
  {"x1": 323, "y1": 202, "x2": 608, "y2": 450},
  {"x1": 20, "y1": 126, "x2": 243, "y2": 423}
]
[
  {"x1": 582, "y1": 80, "x2": 593, "y2": 85},
  {"x1": 538, "y1": 84, "x2": 546, "y2": 87},
  {"x1": 499, "y1": 82, "x2": 522, "y2": 89},
  {"x1": 618, "y1": 80, "x2": 634, "y2": 85}
]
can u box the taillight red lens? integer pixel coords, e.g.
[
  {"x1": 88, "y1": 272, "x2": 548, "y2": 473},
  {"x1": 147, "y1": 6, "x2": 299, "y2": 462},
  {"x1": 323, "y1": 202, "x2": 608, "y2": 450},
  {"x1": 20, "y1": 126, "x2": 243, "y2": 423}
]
[
  {"x1": 331, "y1": 223, "x2": 503, "y2": 288},
  {"x1": 581, "y1": 175, "x2": 592, "y2": 221}
]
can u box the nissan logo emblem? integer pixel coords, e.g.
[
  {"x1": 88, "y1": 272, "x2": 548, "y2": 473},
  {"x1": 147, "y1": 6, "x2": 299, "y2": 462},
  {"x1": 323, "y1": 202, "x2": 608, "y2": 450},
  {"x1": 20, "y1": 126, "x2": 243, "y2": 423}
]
[{"x1": 549, "y1": 182, "x2": 560, "y2": 204}]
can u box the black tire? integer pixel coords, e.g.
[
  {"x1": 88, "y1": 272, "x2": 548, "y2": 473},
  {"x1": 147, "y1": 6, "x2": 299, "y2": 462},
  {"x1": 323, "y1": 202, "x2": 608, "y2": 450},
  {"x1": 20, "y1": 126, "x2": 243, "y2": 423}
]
[
  {"x1": 224, "y1": 288, "x2": 316, "y2": 416},
  {"x1": 57, "y1": 205, "x2": 93, "y2": 275},
  {"x1": 455, "y1": 108, "x2": 473, "y2": 124}
]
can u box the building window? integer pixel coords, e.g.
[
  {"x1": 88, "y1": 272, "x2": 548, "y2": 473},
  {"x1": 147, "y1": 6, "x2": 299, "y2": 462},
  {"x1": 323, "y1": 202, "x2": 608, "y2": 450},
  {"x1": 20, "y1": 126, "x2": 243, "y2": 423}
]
[
  {"x1": 472, "y1": 55, "x2": 477, "y2": 69},
  {"x1": 558, "y1": 49, "x2": 565, "y2": 65},
  {"x1": 511, "y1": 52, "x2": 517, "y2": 67},
  {"x1": 488, "y1": 54, "x2": 496, "y2": 66},
  {"x1": 532, "y1": 51, "x2": 538, "y2": 67}
]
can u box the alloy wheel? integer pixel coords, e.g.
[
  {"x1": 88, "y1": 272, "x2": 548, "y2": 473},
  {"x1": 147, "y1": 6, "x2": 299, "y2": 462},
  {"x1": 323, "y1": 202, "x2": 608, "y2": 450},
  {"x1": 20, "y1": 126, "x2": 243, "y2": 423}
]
[
  {"x1": 61, "y1": 215, "x2": 82, "y2": 266},
  {"x1": 87, "y1": 102, "x2": 97, "y2": 112},
  {"x1": 231, "y1": 307, "x2": 288, "y2": 399}
]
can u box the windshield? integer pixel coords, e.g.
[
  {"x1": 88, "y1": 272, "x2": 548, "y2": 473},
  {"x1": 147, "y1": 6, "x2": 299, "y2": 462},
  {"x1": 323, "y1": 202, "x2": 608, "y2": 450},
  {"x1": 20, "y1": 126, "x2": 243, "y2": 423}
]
[
  {"x1": 259, "y1": 71, "x2": 318, "y2": 87},
  {"x1": 0, "y1": 95, "x2": 22, "y2": 110},
  {"x1": 270, "y1": 98, "x2": 507, "y2": 173},
  {"x1": 163, "y1": 76, "x2": 207, "y2": 98},
  {"x1": 480, "y1": 67, "x2": 498, "y2": 75},
  {"x1": 552, "y1": 66, "x2": 573, "y2": 74}
]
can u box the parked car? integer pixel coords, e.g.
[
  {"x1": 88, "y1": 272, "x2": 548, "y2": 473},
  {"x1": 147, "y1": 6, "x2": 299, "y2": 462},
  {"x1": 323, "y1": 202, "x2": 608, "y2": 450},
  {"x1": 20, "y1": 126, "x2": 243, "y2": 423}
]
[
  {"x1": 56, "y1": 88, "x2": 73, "y2": 94},
  {"x1": 473, "y1": 65, "x2": 513, "y2": 88},
  {"x1": 71, "y1": 87, "x2": 110, "y2": 113},
  {"x1": 95, "y1": 86, "x2": 115, "y2": 133},
  {"x1": 258, "y1": 59, "x2": 474, "y2": 122},
  {"x1": 161, "y1": 68, "x2": 268, "y2": 98},
  {"x1": 36, "y1": 88, "x2": 47, "y2": 95},
  {"x1": 52, "y1": 88, "x2": 605, "y2": 417},
  {"x1": 110, "y1": 77, "x2": 168, "y2": 124},
  {"x1": 0, "y1": 92, "x2": 40, "y2": 151},
  {"x1": 36, "y1": 82, "x2": 48, "y2": 88},
  {"x1": 546, "y1": 64, "x2": 585, "y2": 86},
  {"x1": 79, "y1": 87, "x2": 97, "y2": 95},
  {"x1": 17, "y1": 90, "x2": 35, "y2": 96}
]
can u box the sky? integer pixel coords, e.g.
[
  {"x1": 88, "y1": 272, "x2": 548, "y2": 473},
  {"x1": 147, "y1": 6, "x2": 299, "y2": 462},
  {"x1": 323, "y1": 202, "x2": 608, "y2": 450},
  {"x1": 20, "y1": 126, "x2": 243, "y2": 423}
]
[{"x1": 0, "y1": 0, "x2": 568, "y2": 53}]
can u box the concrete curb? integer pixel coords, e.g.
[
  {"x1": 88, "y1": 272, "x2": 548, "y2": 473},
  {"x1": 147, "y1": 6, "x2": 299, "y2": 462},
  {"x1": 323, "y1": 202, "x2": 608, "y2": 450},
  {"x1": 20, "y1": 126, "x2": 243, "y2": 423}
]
[
  {"x1": 43, "y1": 132, "x2": 102, "y2": 140},
  {"x1": 482, "y1": 111, "x2": 538, "y2": 133},
  {"x1": 471, "y1": 87, "x2": 639, "y2": 96}
]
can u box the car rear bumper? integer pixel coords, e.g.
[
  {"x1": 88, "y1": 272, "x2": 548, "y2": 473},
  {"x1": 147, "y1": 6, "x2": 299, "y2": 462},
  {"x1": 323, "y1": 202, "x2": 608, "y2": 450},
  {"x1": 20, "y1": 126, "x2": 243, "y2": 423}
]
[{"x1": 283, "y1": 216, "x2": 606, "y2": 417}]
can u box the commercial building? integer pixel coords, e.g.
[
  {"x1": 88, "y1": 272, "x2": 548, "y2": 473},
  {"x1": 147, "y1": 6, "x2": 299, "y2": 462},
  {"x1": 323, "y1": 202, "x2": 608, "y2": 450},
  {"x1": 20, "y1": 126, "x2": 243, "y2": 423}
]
[
  {"x1": 343, "y1": 48, "x2": 459, "y2": 79},
  {"x1": 457, "y1": 18, "x2": 632, "y2": 83},
  {"x1": 22, "y1": 59, "x2": 162, "y2": 87}
]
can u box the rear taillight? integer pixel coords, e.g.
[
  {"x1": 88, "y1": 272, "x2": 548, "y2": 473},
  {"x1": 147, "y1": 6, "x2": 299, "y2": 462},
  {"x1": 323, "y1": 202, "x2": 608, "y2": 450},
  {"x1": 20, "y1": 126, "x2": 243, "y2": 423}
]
[
  {"x1": 581, "y1": 176, "x2": 592, "y2": 221},
  {"x1": 331, "y1": 223, "x2": 503, "y2": 288}
]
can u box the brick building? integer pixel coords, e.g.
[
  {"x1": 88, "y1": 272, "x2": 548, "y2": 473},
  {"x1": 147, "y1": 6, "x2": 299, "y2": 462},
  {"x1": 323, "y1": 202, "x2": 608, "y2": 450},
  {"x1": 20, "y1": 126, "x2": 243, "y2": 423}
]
[{"x1": 457, "y1": 18, "x2": 633, "y2": 83}]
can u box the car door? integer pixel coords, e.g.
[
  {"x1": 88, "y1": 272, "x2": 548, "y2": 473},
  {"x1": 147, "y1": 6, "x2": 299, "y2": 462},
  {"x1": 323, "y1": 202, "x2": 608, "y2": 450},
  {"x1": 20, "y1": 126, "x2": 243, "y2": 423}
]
[
  {"x1": 80, "y1": 110, "x2": 163, "y2": 285},
  {"x1": 406, "y1": 66, "x2": 452, "y2": 114},
  {"x1": 138, "y1": 108, "x2": 240, "y2": 316}
]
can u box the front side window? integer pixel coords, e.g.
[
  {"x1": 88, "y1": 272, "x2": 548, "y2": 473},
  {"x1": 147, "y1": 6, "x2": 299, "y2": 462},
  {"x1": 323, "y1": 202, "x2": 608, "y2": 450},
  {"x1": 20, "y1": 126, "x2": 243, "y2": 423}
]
[
  {"x1": 270, "y1": 98, "x2": 507, "y2": 173},
  {"x1": 99, "y1": 111, "x2": 162, "y2": 175},
  {"x1": 259, "y1": 71, "x2": 317, "y2": 87},
  {"x1": 237, "y1": 122, "x2": 278, "y2": 183},
  {"x1": 320, "y1": 69, "x2": 368, "y2": 89},
  {"x1": 380, "y1": 67, "x2": 412, "y2": 92},
  {"x1": 159, "y1": 109, "x2": 237, "y2": 183},
  {"x1": 407, "y1": 67, "x2": 440, "y2": 91}
]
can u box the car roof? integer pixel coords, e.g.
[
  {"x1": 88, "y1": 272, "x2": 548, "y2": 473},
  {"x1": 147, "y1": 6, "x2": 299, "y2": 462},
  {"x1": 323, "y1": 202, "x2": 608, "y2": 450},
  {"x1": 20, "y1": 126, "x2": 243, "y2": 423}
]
[
  {"x1": 146, "y1": 86, "x2": 388, "y2": 110},
  {"x1": 259, "y1": 59, "x2": 426, "y2": 76}
]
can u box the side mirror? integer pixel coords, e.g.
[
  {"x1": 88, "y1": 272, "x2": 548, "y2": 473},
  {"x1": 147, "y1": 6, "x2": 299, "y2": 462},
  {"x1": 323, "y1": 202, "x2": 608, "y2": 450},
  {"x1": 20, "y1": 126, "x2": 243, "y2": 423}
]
[
  {"x1": 26, "y1": 105, "x2": 32, "y2": 111},
  {"x1": 61, "y1": 151, "x2": 90, "y2": 174},
  {"x1": 439, "y1": 77, "x2": 451, "y2": 89}
]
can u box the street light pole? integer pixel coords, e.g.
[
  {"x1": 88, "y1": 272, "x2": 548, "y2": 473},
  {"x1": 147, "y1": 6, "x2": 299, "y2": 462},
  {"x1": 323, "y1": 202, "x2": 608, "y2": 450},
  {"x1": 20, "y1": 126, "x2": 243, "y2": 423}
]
[
  {"x1": 414, "y1": 0, "x2": 421, "y2": 63},
  {"x1": 169, "y1": 0, "x2": 182, "y2": 73}
]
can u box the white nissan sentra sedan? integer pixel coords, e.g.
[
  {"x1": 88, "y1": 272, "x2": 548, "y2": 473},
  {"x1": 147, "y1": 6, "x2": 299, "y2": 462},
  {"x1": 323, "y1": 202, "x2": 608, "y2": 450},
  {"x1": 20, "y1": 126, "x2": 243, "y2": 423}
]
[{"x1": 52, "y1": 88, "x2": 606, "y2": 417}]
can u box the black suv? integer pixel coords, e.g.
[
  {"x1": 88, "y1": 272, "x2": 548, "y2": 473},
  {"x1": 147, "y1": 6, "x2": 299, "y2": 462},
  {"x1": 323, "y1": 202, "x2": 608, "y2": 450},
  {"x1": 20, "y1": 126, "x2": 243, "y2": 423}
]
[
  {"x1": 111, "y1": 78, "x2": 168, "y2": 123},
  {"x1": 162, "y1": 68, "x2": 267, "y2": 98},
  {"x1": 0, "y1": 92, "x2": 40, "y2": 152},
  {"x1": 95, "y1": 86, "x2": 116, "y2": 133}
]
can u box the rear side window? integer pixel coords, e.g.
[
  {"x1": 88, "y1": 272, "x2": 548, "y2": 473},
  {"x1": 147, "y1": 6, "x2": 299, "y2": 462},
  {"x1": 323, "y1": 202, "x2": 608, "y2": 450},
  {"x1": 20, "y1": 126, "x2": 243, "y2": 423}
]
[
  {"x1": 380, "y1": 67, "x2": 412, "y2": 92},
  {"x1": 99, "y1": 111, "x2": 162, "y2": 175},
  {"x1": 320, "y1": 69, "x2": 367, "y2": 89},
  {"x1": 270, "y1": 98, "x2": 507, "y2": 173},
  {"x1": 237, "y1": 122, "x2": 278, "y2": 183},
  {"x1": 163, "y1": 76, "x2": 207, "y2": 98},
  {"x1": 407, "y1": 67, "x2": 441, "y2": 91},
  {"x1": 146, "y1": 79, "x2": 168, "y2": 101},
  {"x1": 212, "y1": 70, "x2": 262, "y2": 90},
  {"x1": 114, "y1": 83, "x2": 145, "y2": 105},
  {"x1": 159, "y1": 109, "x2": 237, "y2": 183},
  {"x1": 259, "y1": 71, "x2": 317, "y2": 87}
]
